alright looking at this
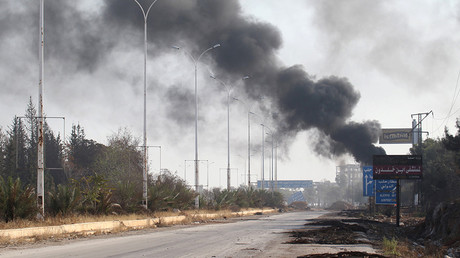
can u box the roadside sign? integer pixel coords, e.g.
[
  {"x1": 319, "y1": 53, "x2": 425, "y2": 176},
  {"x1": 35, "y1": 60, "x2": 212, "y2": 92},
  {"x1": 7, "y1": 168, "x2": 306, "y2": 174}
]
[
  {"x1": 362, "y1": 166, "x2": 374, "y2": 196},
  {"x1": 373, "y1": 155, "x2": 423, "y2": 179},
  {"x1": 375, "y1": 179, "x2": 397, "y2": 205},
  {"x1": 376, "y1": 191, "x2": 397, "y2": 205},
  {"x1": 375, "y1": 179, "x2": 397, "y2": 191},
  {"x1": 379, "y1": 128, "x2": 413, "y2": 144},
  {"x1": 257, "y1": 180, "x2": 313, "y2": 189}
]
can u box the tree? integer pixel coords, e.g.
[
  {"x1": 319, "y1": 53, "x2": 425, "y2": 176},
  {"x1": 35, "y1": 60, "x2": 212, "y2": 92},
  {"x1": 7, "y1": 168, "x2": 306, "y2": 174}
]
[
  {"x1": 411, "y1": 138, "x2": 460, "y2": 210},
  {"x1": 24, "y1": 97, "x2": 38, "y2": 187},
  {"x1": 44, "y1": 123, "x2": 65, "y2": 185},
  {"x1": 1, "y1": 117, "x2": 28, "y2": 182},
  {"x1": 0, "y1": 128, "x2": 7, "y2": 178},
  {"x1": 442, "y1": 123, "x2": 460, "y2": 173},
  {"x1": 92, "y1": 128, "x2": 143, "y2": 211},
  {"x1": 67, "y1": 124, "x2": 103, "y2": 179}
]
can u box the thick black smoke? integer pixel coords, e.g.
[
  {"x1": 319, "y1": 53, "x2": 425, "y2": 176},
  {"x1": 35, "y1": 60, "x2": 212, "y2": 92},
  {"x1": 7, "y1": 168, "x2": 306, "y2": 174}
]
[
  {"x1": 274, "y1": 66, "x2": 385, "y2": 164},
  {"x1": 101, "y1": 0, "x2": 386, "y2": 164},
  {"x1": 1, "y1": 0, "x2": 385, "y2": 164}
]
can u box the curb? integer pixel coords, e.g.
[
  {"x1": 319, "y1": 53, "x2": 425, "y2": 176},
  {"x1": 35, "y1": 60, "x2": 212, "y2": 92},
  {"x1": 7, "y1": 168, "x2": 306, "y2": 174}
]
[{"x1": 0, "y1": 208, "x2": 277, "y2": 240}]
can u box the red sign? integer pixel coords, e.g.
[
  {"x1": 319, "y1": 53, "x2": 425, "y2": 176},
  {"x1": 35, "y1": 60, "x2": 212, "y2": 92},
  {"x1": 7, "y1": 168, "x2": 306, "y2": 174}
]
[{"x1": 373, "y1": 155, "x2": 422, "y2": 179}]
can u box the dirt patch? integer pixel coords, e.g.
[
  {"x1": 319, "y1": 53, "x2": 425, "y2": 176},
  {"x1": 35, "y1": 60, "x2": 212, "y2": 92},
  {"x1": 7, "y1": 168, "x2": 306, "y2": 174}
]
[{"x1": 289, "y1": 209, "x2": 460, "y2": 257}]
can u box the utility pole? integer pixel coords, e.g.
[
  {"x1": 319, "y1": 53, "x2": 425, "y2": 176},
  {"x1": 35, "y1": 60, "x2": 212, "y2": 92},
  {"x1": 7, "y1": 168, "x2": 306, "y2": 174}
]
[
  {"x1": 37, "y1": 0, "x2": 45, "y2": 218},
  {"x1": 410, "y1": 110, "x2": 432, "y2": 209},
  {"x1": 411, "y1": 111, "x2": 433, "y2": 145}
]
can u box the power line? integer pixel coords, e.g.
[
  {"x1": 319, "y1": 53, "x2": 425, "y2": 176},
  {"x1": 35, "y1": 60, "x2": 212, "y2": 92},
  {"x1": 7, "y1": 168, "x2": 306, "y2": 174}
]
[{"x1": 431, "y1": 69, "x2": 460, "y2": 135}]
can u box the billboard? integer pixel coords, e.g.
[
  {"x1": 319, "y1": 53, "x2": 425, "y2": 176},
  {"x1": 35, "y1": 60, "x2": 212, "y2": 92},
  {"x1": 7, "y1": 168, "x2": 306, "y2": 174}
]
[
  {"x1": 362, "y1": 166, "x2": 374, "y2": 197},
  {"x1": 373, "y1": 155, "x2": 423, "y2": 179},
  {"x1": 375, "y1": 179, "x2": 397, "y2": 205},
  {"x1": 379, "y1": 128, "x2": 413, "y2": 144}
]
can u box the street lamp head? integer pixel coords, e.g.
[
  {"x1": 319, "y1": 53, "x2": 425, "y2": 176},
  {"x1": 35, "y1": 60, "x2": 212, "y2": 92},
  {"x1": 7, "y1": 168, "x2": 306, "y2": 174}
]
[
  {"x1": 210, "y1": 75, "x2": 217, "y2": 79},
  {"x1": 242, "y1": 76, "x2": 250, "y2": 80},
  {"x1": 171, "y1": 45, "x2": 180, "y2": 50},
  {"x1": 213, "y1": 44, "x2": 221, "y2": 49}
]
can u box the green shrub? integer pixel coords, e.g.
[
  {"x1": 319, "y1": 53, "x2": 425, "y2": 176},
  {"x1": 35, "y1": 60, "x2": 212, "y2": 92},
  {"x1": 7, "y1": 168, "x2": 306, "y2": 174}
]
[
  {"x1": 148, "y1": 172, "x2": 196, "y2": 211},
  {"x1": 72, "y1": 174, "x2": 113, "y2": 215},
  {"x1": 200, "y1": 187, "x2": 284, "y2": 210},
  {"x1": 383, "y1": 237, "x2": 399, "y2": 256},
  {"x1": 0, "y1": 176, "x2": 37, "y2": 222},
  {"x1": 47, "y1": 184, "x2": 80, "y2": 216},
  {"x1": 113, "y1": 180, "x2": 142, "y2": 213}
]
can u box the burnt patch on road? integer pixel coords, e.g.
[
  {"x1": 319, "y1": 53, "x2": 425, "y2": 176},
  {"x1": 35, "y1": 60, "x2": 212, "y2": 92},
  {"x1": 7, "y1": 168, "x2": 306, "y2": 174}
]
[
  {"x1": 287, "y1": 220, "x2": 367, "y2": 244},
  {"x1": 298, "y1": 251, "x2": 387, "y2": 257}
]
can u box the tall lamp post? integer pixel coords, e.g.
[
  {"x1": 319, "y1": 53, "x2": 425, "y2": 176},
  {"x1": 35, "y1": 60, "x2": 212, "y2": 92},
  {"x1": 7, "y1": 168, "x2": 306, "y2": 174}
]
[
  {"x1": 210, "y1": 75, "x2": 232, "y2": 190},
  {"x1": 210, "y1": 76, "x2": 249, "y2": 190},
  {"x1": 173, "y1": 44, "x2": 220, "y2": 208},
  {"x1": 260, "y1": 123, "x2": 266, "y2": 190},
  {"x1": 250, "y1": 112, "x2": 265, "y2": 190},
  {"x1": 233, "y1": 95, "x2": 256, "y2": 188},
  {"x1": 133, "y1": 0, "x2": 160, "y2": 209},
  {"x1": 265, "y1": 126, "x2": 274, "y2": 192}
]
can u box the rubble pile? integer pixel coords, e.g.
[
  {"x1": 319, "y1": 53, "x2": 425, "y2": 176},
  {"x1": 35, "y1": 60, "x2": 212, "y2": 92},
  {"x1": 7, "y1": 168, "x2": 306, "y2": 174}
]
[{"x1": 326, "y1": 201, "x2": 354, "y2": 211}]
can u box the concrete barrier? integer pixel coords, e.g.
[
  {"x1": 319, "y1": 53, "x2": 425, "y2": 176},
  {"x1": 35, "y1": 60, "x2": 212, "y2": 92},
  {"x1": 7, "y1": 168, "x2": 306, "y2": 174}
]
[
  {"x1": 0, "y1": 208, "x2": 278, "y2": 241},
  {"x1": 159, "y1": 215, "x2": 187, "y2": 225},
  {"x1": 0, "y1": 221, "x2": 120, "y2": 240}
]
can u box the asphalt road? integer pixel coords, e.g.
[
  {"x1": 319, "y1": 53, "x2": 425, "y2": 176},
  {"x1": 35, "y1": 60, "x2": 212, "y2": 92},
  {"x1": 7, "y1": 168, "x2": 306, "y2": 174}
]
[{"x1": 0, "y1": 211, "x2": 328, "y2": 258}]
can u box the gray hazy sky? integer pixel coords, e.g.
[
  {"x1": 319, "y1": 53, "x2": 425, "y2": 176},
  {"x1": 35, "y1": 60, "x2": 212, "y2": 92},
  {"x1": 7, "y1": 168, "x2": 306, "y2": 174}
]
[{"x1": 1, "y1": 0, "x2": 459, "y2": 187}]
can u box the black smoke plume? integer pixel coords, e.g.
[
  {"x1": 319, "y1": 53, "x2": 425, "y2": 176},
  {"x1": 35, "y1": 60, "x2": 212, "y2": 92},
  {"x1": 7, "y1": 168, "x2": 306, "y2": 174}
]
[{"x1": 104, "y1": 0, "x2": 386, "y2": 163}]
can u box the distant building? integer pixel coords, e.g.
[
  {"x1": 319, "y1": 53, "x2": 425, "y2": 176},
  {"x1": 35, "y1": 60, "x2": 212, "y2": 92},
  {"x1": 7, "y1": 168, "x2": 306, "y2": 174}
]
[{"x1": 336, "y1": 164, "x2": 363, "y2": 205}]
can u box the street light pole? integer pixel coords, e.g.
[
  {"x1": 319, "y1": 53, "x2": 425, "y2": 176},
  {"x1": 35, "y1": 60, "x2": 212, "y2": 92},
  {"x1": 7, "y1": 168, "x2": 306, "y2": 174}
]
[
  {"x1": 275, "y1": 144, "x2": 278, "y2": 191},
  {"x1": 250, "y1": 111, "x2": 265, "y2": 190},
  {"x1": 133, "y1": 0, "x2": 160, "y2": 209},
  {"x1": 211, "y1": 76, "x2": 248, "y2": 190},
  {"x1": 265, "y1": 127, "x2": 274, "y2": 192},
  {"x1": 173, "y1": 44, "x2": 220, "y2": 208},
  {"x1": 261, "y1": 123, "x2": 265, "y2": 190},
  {"x1": 210, "y1": 76, "x2": 233, "y2": 190}
]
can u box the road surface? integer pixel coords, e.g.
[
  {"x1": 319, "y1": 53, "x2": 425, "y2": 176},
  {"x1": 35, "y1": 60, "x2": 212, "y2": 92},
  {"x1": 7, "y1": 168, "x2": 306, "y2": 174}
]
[{"x1": 0, "y1": 211, "x2": 328, "y2": 257}]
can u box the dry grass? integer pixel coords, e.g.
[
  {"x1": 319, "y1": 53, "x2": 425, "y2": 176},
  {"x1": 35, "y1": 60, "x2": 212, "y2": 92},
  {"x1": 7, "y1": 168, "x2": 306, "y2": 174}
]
[{"x1": 379, "y1": 238, "x2": 447, "y2": 258}]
